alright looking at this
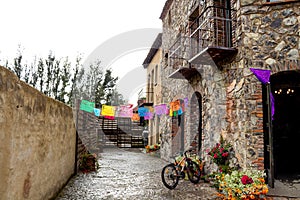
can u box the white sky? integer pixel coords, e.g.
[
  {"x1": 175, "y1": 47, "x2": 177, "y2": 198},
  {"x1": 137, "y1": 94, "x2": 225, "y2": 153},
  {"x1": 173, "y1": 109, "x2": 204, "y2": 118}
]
[{"x1": 0, "y1": 0, "x2": 165, "y2": 105}]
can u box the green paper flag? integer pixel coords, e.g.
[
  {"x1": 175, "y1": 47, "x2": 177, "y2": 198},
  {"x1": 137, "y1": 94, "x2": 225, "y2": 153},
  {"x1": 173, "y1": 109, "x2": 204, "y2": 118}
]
[{"x1": 79, "y1": 100, "x2": 95, "y2": 113}]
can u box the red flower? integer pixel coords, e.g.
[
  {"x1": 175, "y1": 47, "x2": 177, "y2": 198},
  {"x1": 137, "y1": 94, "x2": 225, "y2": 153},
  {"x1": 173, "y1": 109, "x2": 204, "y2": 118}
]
[
  {"x1": 241, "y1": 175, "x2": 254, "y2": 185},
  {"x1": 222, "y1": 152, "x2": 229, "y2": 157},
  {"x1": 214, "y1": 153, "x2": 218, "y2": 159},
  {"x1": 220, "y1": 147, "x2": 224, "y2": 153}
]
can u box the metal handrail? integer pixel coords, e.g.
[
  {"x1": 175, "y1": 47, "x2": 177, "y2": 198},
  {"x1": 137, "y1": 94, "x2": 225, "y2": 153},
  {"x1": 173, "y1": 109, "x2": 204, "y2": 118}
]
[
  {"x1": 169, "y1": 36, "x2": 182, "y2": 58},
  {"x1": 189, "y1": 5, "x2": 236, "y2": 32}
]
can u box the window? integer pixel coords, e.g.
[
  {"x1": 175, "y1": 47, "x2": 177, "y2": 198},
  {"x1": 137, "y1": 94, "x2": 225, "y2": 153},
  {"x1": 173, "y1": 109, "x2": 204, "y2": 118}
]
[
  {"x1": 154, "y1": 65, "x2": 158, "y2": 85},
  {"x1": 147, "y1": 74, "x2": 151, "y2": 102},
  {"x1": 168, "y1": 10, "x2": 172, "y2": 26},
  {"x1": 151, "y1": 70, "x2": 154, "y2": 102}
]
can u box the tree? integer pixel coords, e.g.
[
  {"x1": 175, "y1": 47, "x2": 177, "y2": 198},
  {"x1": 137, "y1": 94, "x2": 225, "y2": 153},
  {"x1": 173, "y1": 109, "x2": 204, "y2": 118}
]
[
  {"x1": 68, "y1": 55, "x2": 82, "y2": 107},
  {"x1": 52, "y1": 59, "x2": 61, "y2": 100},
  {"x1": 44, "y1": 53, "x2": 55, "y2": 96},
  {"x1": 3, "y1": 47, "x2": 126, "y2": 108},
  {"x1": 13, "y1": 45, "x2": 24, "y2": 79},
  {"x1": 29, "y1": 57, "x2": 38, "y2": 88},
  {"x1": 102, "y1": 69, "x2": 118, "y2": 105},
  {"x1": 110, "y1": 90, "x2": 126, "y2": 106},
  {"x1": 37, "y1": 58, "x2": 45, "y2": 93},
  {"x1": 58, "y1": 57, "x2": 71, "y2": 103},
  {"x1": 23, "y1": 63, "x2": 30, "y2": 84},
  {"x1": 13, "y1": 55, "x2": 22, "y2": 79}
]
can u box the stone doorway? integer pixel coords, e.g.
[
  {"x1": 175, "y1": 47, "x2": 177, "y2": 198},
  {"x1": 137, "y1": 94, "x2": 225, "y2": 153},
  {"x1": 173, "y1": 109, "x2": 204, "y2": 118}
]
[
  {"x1": 171, "y1": 99, "x2": 185, "y2": 155},
  {"x1": 267, "y1": 70, "x2": 300, "y2": 197},
  {"x1": 190, "y1": 92, "x2": 203, "y2": 154},
  {"x1": 271, "y1": 70, "x2": 300, "y2": 180}
]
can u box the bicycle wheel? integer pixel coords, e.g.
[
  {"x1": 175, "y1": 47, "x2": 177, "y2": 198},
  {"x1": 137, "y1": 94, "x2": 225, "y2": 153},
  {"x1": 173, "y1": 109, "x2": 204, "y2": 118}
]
[
  {"x1": 186, "y1": 161, "x2": 201, "y2": 184},
  {"x1": 161, "y1": 163, "x2": 179, "y2": 189}
]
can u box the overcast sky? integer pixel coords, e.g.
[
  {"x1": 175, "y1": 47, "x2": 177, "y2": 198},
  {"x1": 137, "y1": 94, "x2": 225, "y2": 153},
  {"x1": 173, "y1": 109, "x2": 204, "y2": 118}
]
[{"x1": 0, "y1": 0, "x2": 166, "y2": 105}]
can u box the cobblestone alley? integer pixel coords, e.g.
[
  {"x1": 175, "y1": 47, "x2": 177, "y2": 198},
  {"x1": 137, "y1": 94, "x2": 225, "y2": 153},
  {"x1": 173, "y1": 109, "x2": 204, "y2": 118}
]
[{"x1": 55, "y1": 147, "x2": 218, "y2": 200}]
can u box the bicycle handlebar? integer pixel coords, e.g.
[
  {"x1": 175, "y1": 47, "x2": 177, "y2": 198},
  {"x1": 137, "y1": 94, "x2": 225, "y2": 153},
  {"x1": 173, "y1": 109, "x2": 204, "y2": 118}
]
[
  {"x1": 171, "y1": 148, "x2": 197, "y2": 160},
  {"x1": 183, "y1": 148, "x2": 196, "y2": 157}
]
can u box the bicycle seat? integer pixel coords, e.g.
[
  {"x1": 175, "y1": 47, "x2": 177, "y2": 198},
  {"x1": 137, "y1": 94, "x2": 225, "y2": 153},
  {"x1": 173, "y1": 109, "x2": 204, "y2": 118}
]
[
  {"x1": 171, "y1": 152, "x2": 182, "y2": 158},
  {"x1": 184, "y1": 147, "x2": 197, "y2": 154}
]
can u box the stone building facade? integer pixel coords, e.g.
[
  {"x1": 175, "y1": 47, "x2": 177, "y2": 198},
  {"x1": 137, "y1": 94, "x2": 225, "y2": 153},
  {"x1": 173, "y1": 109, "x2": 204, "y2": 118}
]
[
  {"x1": 157, "y1": 0, "x2": 300, "y2": 192},
  {"x1": 143, "y1": 33, "x2": 163, "y2": 146}
]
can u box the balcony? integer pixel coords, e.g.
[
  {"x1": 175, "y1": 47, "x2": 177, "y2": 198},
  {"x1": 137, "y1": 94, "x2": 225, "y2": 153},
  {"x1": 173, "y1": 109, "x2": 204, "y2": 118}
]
[
  {"x1": 168, "y1": 36, "x2": 200, "y2": 79},
  {"x1": 189, "y1": 6, "x2": 238, "y2": 65}
]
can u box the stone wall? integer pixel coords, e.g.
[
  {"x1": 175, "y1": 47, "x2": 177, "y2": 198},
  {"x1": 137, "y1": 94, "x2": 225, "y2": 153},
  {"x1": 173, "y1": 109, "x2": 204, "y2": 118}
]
[
  {"x1": 76, "y1": 107, "x2": 102, "y2": 154},
  {"x1": 159, "y1": 0, "x2": 300, "y2": 172},
  {"x1": 160, "y1": 0, "x2": 191, "y2": 161},
  {"x1": 0, "y1": 66, "x2": 76, "y2": 200},
  {"x1": 227, "y1": 0, "x2": 300, "y2": 169},
  {"x1": 160, "y1": 0, "x2": 229, "y2": 167}
]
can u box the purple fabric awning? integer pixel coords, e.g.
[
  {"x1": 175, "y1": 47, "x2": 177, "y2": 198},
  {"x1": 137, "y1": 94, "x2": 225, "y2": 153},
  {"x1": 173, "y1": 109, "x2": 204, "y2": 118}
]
[
  {"x1": 250, "y1": 68, "x2": 275, "y2": 119},
  {"x1": 250, "y1": 68, "x2": 271, "y2": 84}
]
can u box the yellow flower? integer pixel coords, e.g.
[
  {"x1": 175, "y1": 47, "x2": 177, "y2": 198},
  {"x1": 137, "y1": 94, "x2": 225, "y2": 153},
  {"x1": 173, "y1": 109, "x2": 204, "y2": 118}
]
[
  {"x1": 262, "y1": 187, "x2": 268, "y2": 194},
  {"x1": 258, "y1": 178, "x2": 265, "y2": 183},
  {"x1": 236, "y1": 189, "x2": 242, "y2": 194}
]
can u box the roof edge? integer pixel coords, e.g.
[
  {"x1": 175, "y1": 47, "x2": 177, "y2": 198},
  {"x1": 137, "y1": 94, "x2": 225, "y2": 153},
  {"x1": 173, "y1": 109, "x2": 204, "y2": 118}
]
[
  {"x1": 142, "y1": 33, "x2": 162, "y2": 68},
  {"x1": 159, "y1": 0, "x2": 174, "y2": 20}
]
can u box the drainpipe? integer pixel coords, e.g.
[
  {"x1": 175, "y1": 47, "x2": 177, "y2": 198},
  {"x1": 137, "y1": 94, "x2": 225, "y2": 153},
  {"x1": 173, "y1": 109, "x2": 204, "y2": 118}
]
[{"x1": 266, "y1": 83, "x2": 274, "y2": 188}]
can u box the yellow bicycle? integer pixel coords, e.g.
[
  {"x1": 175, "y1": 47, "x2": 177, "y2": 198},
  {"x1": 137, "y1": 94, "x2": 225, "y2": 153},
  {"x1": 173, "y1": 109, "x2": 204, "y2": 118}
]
[{"x1": 161, "y1": 149, "x2": 201, "y2": 189}]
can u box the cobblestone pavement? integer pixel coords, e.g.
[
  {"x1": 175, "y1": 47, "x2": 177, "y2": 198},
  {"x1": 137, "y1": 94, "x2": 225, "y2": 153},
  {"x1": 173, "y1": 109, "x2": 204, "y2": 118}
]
[{"x1": 55, "y1": 147, "x2": 219, "y2": 200}]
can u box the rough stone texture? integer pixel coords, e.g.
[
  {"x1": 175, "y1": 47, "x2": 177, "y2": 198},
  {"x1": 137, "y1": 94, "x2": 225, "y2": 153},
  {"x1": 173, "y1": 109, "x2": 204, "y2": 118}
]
[
  {"x1": 0, "y1": 66, "x2": 76, "y2": 200},
  {"x1": 159, "y1": 0, "x2": 230, "y2": 173},
  {"x1": 239, "y1": 0, "x2": 300, "y2": 170},
  {"x1": 159, "y1": 0, "x2": 300, "y2": 176}
]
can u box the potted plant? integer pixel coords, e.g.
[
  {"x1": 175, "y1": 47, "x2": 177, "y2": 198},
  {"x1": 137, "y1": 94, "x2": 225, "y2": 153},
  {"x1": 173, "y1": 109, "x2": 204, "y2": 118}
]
[{"x1": 79, "y1": 152, "x2": 99, "y2": 173}]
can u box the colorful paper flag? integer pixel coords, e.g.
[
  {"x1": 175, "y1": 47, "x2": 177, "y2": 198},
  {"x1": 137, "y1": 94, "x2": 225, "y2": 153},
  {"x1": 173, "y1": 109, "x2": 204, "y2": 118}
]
[
  {"x1": 93, "y1": 108, "x2": 101, "y2": 117},
  {"x1": 138, "y1": 107, "x2": 149, "y2": 117},
  {"x1": 170, "y1": 100, "x2": 180, "y2": 111},
  {"x1": 131, "y1": 113, "x2": 140, "y2": 121},
  {"x1": 154, "y1": 104, "x2": 168, "y2": 116},
  {"x1": 117, "y1": 105, "x2": 133, "y2": 117},
  {"x1": 144, "y1": 112, "x2": 153, "y2": 120},
  {"x1": 101, "y1": 105, "x2": 115, "y2": 117},
  {"x1": 184, "y1": 97, "x2": 189, "y2": 108},
  {"x1": 79, "y1": 100, "x2": 95, "y2": 113}
]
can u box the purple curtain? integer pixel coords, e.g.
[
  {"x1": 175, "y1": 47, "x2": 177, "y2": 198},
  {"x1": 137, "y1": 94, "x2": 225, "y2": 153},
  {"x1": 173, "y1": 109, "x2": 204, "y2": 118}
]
[{"x1": 250, "y1": 68, "x2": 275, "y2": 119}]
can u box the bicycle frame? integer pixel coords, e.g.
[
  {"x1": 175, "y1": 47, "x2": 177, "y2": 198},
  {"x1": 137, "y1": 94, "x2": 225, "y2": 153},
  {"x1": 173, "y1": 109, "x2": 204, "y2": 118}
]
[
  {"x1": 161, "y1": 148, "x2": 202, "y2": 189},
  {"x1": 174, "y1": 150, "x2": 196, "y2": 177}
]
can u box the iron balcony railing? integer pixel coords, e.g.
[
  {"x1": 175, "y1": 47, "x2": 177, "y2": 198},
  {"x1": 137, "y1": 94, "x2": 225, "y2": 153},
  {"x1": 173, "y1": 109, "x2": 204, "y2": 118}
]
[
  {"x1": 169, "y1": 36, "x2": 184, "y2": 70},
  {"x1": 168, "y1": 36, "x2": 190, "y2": 75},
  {"x1": 189, "y1": 5, "x2": 237, "y2": 60}
]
